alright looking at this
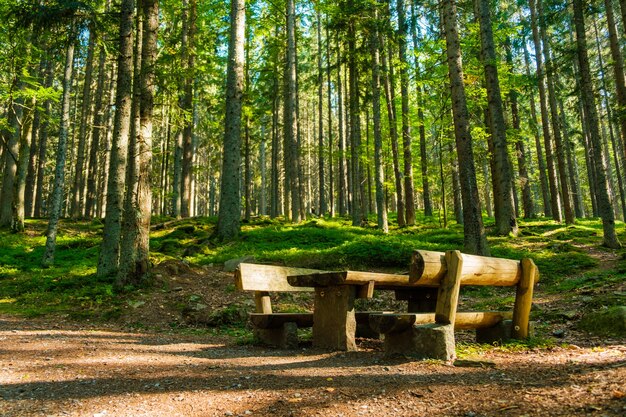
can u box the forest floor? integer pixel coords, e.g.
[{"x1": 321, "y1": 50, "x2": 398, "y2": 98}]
[
  {"x1": 1, "y1": 262, "x2": 625, "y2": 417},
  {"x1": 0, "y1": 217, "x2": 625, "y2": 416}
]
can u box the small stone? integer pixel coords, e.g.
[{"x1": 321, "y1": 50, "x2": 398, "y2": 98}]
[{"x1": 552, "y1": 329, "x2": 565, "y2": 338}]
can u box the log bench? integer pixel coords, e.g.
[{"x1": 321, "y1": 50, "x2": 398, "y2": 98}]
[
  {"x1": 367, "y1": 250, "x2": 539, "y2": 360},
  {"x1": 234, "y1": 263, "x2": 387, "y2": 348}
]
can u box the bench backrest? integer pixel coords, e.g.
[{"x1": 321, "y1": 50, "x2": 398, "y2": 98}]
[
  {"x1": 235, "y1": 263, "x2": 317, "y2": 292},
  {"x1": 410, "y1": 250, "x2": 523, "y2": 286}
]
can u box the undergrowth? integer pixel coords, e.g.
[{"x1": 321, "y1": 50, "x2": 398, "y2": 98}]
[{"x1": 1, "y1": 215, "x2": 624, "y2": 326}]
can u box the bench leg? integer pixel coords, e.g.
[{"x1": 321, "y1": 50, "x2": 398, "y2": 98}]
[
  {"x1": 254, "y1": 322, "x2": 299, "y2": 349},
  {"x1": 313, "y1": 285, "x2": 357, "y2": 351},
  {"x1": 383, "y1": 323, "x2": 455, "y2": 361}
]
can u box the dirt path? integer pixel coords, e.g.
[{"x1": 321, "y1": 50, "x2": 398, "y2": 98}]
[{"x1": 1, "y1": 315, "x2": 624, "y2": 417}]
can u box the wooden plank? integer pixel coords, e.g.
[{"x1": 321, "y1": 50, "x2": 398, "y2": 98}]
[
  {"x1": 512, "y1": 258, "x2": 539, "y2": 339},
  {"x1": 435, "y1": 250, "x2": 463, "y2": 325},
  {"x1": 235, "y1": 263, "x2": 317, "y2": 292},
  {"x1": 254, "y1": 291, "x2": 272, "y2": 314},
  {"x1": 250, "y1": 311, "x2": 388, "y2": 329},
  {"x1": 288, "y1": 270, "x2": 411, "y2": 287},
  {"x1": 369, "y1": 311, "x2": 513, "y2": 333},
  {"x1": 410, "y1": 250, "x2": 522, "y2": 286}
]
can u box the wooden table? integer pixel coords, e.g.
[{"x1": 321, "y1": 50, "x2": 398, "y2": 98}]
[{"x1": 287, "y1": 271, "x2": 432, "y2": 351}]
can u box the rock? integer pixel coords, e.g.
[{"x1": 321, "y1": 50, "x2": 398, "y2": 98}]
[
  {"x1": 552, "y1": 329, "x2": 565, "y2": 338},
  {"x1": 224, "y1": 256, "x2": 256, "y2": 272},
  {"x1": 578, "y1": 306, "x2": 626, "y2": 337}
]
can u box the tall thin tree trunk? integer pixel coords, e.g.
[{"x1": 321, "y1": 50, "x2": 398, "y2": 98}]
[
  {"x1": 540, "y1": 10, "x2": 574, "y2": 224},
  {"x1": 326, "y1": 21, "x2": 334, "y2": 217},
  {"x1": 476, "y1": 0, "x2": 518, "y2": 235},
  {"x1": 410, "y1": 0, "x2": 432, "y2": 217},
  {"x1": 215, "y1": 0, "x2": 245, "y2": 239},
  {"x1": 86, "y1": 42, "x2": 109, "y2": 218},
  {"x1": 381, "y1": 36, "x2": 405, "y2": 227},
  {"x1": 523, "y1": 41, "x2": 551, "y2": 217},
  {"x1": 397, "y1": 0, "x2": 415, "y2": 225},
  {"x1": 180, "y1": 0, "x2": 196, "y2": 218},
  {"x1": 529, "y1": 0, "x2": 562, "y2": 221},
  {"x1": 118, "y1": 0, "x2": 157, "y2": 285},
  {"x1": 70, "y1": 26, "x2": 96, "y2": 218},
  {"x1": 42, "y1": 39, "x2": 75, "y2": 266},
  {"x1": 97, "y1": 0, "x2": 135, "y2": 276},
  {"x1": 317, "y1": 8, "x2": 326, "y2": 216},
  {"x1": 441, "y1": 0, "x2": 489, "y2": 255},
  {"x1": 11, "y1": 97, "x2": 35, "y2": 232},
  {"x1": 371, "y1": 4, "x2": 388, "y2": 232},
  {"x1": 573, "y1": 0, "x2": 621, "y2": 248},
  {"x1": 284, "y1": 0, "x2": 300, "y2": 223},
  {"x1": 507, "y1": 41, "x2": 534, "y2": 219}
]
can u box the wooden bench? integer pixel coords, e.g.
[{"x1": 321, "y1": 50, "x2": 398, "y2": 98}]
[
  {"x1": 368, "y1": 250, "x2": 539, "y2": 360},
  {"x1": 234, "y1": 263, "x2": 386, "y2": 348}
]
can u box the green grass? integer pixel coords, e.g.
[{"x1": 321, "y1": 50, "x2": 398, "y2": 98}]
[{"x1": 1, "y1": 215, "x2": 623, "y2": 320}]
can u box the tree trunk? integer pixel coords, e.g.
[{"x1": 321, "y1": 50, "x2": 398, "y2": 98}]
[
  {"x1": 326, "y1": 21, "x2": 334, "y2": 217},
  {"x1": 573, "y1": 0, "x2": 621, "y2": 248},
  {"x1": 284, "y1": 0, "x2": 300, "y2": 223},
  {"x1": 180, "y1": 0, "x2": 196, "y2": 218},
  {"x1": 34, "y1": 66, "x2": 55, "y2": 218},
  {"x1": 507, "y1": 41, "x2": 534, "y2": 219},
  {"x1": 523, "y1": 41, "x2": 551, "y2": 217},
  {"x1": 410, "y1": 1, "x2": 433, "y2": 218},
  {"x1": 215, "y1": 0, "x2": 245, "y2": 239},
  {"x1": 371, "y1": 6, "x2": 388, "y2": 232},
  {"x1": 381, "y1": 35, "x2": 405, "y2": 227},
  {"x1": 11, "y1": 97, "x2": 35, "y2": 232},
  {"x1": 317, "y1": 8, "x2": 326, "y2": 216},
  {"x1": 539, "y1": 9, "x2": 574, "y2": 224},
  {"x1": 529, "y1": 0, "x2": 562, "y2": 221},
  {"x1": 397, "y1": 0, "x2": 415, "y2": 225},
  {"x1": 440, "y1": 0, "x2": 489, "y2": 255},
  {"x1": 42, "y1": 39, "x2": 75, "y2": 266},
  {"x1": 559, "y1": 99, "x2": 584, "y2": 218},
  {"x1": 118, "y1": 0, "x2": 157, "y2": 285},
  {"x1": 0, "y1": 102, "x2": 21, "y2": 227},
  {"x1": 85, "y1": 41, "x2": 109, "y2": 218},
  {"x1": 70, "y1": 26, "x2": 96, "y2": 218},
  {"x1": 337, "y1": 36, "x2": 348, "y2": 217},
  {"x1": 97, "y1": 0, "x2": 135, "y2": 276},
  {"x1": 476, "y1": 0, "x2": 518, "y2": 235}
]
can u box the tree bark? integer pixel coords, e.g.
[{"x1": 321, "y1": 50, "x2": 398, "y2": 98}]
[
  {"x1": 317, "y1": 8, "x2": 326, "y2": 216},
  {"x1": 70, "y1": 26, "x2": 96, "y2": 218},
  {"x1": 371, "y1": 4, "x2": 388, "y2": 232},
  {"x1": 97, "y1": 0, "x2": 135, "y2": 276},
  {"x1": 284, "y1": 0, "x2": 300, "y2": 223},
  {"x1": 397, "y1": 0, "x2": 415, "y2": 225},
  {"x1": 476, "y1": 0, "x2": 518, "y2": 235},
  {"x1": 441, "y1": 0, "x2": 489, "y2": 256},
  {"x1": 118, "y1": 0, "x2": 158, "y2": 285},
  {"x1": 529, "y1": 0, "x2": 562, "y2": 221},
  {"x1": 42, "y1": 39, "x2": 75, "y2": 266},
  {"x1": 215, "y1": 0, "x2": 245, "y2": 239},
  {"x1": 410, "y1": 1, "x2": 433, "y2": 218},
  {"x1": 506, "y1": 41, "x2": 534, "y2": 219},
  {"x1": 539, "y1": 9, "x2": 574, "y2": 224},
  {"x1": 381, "y1": 35, "x2": 405, "y2": 227},
  {"x1": 573, "y1": 0, "x2": 621, "y2": 248},
  {"x1": 180, "y1": 0, "x2": 196, "y2": 218},
  {"x1": 523, "y1": 40, "x2": 551, "y2": 217}
]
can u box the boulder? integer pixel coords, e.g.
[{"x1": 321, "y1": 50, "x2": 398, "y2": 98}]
[
  {"x1": 578, "y1": 306, "x2": 626, "y2": 337},
  {"x1": 224, "y1": 256, "x2": 255, "y2": 272}
]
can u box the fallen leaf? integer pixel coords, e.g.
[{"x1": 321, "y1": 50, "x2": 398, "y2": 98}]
[
  {"x1": 288, "y1": 398, "x2": 302, "y2": 403},
  {"x1": 325, "y1": 387, "x2": 335, "y2": 393},
  {"x1": 612, "y1": 390, "x2": 625, "y2": 399}
]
